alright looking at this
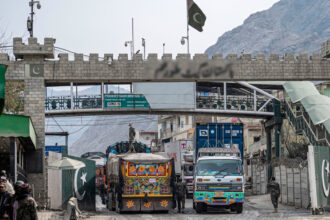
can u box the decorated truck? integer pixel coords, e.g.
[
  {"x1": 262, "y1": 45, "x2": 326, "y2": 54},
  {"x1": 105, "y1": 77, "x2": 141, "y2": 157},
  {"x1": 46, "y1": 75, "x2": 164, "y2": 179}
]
[
  {"x1": 193, "y1": 147, "x2": 244, "y2": 213},
  {"x1": 106, "y1": 152, "x2": 176, "y2": 213}
]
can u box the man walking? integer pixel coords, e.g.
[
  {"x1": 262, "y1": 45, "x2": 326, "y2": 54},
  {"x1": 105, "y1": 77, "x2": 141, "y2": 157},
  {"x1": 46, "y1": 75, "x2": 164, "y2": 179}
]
[
  {"x1": 175, "y1": 176, "x2": 186, "y2": 213},
  {"x1": 0, "y1": 183, "x2": 11, "y2": 220},
  {"x1": 267, "y1": 176, "x2": 280, "y2": 213}
]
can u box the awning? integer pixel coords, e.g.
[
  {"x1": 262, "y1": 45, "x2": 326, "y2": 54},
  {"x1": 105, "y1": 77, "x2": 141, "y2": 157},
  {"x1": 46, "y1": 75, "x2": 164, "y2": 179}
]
[
  {"x1": 0, "y1": 114, "x2": 37, "y2": 149},
  {"x1": 283, "y1": 81, "x2": 319, "y2": 103},
  {"x1": 301, "y1": 94, "x2": 330, "y2": 125},
  {"x1": 324, "y1": 119, "x2": 330, "y2": 134}
]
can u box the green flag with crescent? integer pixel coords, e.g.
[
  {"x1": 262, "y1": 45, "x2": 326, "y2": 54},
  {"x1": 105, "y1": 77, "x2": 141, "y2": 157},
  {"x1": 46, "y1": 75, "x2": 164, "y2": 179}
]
[
  {"x1": 187, "y1": 0, "x2": 206, "y2": 32},
  {"x1": 0, "y1": 64, "x2": 7, "y2": 114}
]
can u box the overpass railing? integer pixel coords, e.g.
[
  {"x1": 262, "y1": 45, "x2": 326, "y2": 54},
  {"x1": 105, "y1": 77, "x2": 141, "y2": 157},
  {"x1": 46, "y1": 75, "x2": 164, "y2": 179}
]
[{"x1": 45, "y1": 95, "x2": 102, "y2": 111}]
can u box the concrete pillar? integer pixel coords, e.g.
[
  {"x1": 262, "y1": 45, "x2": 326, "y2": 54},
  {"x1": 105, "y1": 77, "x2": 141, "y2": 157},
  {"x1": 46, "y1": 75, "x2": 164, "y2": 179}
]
[
  {"x1": 275, "y1": 124, "x2": 281, "y2": 158},
  {"x1": 266, "y1": 128, "x2": 272, "y2": 180},
  {"x1": 24, "y1": 78, "x2": 46, "y2": 206},
  {"x1": 9, "y1": 137, "x2": 17, "y2": 183}
]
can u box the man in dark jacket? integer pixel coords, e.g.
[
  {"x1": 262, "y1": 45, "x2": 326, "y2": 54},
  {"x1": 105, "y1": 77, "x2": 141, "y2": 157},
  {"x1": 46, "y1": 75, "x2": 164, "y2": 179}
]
[
  {"x1": 267, "y1": 176, "x2": 280, "y2": 213},
  {"x1": 0, "y1": 183, "x2": 12, "y2": 220},
  {"x1": 175, "y1": 176, "x2": 186, "y2": 213},
  {"x1": 128, "y1": 123, "x2": 136, "y2": 152},
  {"x1": 13, "y1": 183, "x2": 38, "y2": 220}
]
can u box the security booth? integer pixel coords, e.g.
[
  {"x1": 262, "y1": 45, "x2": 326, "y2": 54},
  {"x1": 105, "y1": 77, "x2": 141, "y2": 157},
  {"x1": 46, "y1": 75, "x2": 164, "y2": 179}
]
[{"x1": 0, "y1": 114, "x2": 39, "y2": 183}]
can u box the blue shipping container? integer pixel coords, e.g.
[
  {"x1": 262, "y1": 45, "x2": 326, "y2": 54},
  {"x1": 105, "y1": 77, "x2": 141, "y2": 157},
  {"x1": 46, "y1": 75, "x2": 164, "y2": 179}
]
[{"x1": 196, "y1": 123, "x2": 244, "y2": 159}]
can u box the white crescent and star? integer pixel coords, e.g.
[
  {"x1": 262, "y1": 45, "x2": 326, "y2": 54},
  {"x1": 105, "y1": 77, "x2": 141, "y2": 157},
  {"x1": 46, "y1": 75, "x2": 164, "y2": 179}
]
[
  {"x1": 193, "y1": 13, "x2": 202, "y2": 24},
  {"x1": 322, "y1": 159, "x2": 330, "y2": 197},
  {"x1": 74, "y1": 166, "x2": 87, "y2": 200},
  {"x1": 32, "y1": 66, "x2": 41, "y2": 75}
]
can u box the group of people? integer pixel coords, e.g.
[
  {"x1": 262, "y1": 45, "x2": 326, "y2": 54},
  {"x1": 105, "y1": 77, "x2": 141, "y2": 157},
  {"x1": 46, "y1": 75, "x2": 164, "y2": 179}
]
[{"x1": 0, "y1": 170, "x2": 37, "y2": 220}]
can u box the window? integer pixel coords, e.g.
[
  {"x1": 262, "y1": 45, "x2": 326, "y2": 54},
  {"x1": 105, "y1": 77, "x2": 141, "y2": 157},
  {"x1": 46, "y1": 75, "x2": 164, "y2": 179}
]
[{"x1": 180, "y1": 120, "x2": 184, "y2": 128}]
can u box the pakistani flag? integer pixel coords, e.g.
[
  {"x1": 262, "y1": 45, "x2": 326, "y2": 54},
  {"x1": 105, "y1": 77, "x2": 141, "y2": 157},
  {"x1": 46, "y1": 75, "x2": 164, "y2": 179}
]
[
  {"x1": 0, "y1": 64, "x2": 7, "y2": 114},
  {"x1": 187, "y1": 0, "x2": 206, "y2": 32}
]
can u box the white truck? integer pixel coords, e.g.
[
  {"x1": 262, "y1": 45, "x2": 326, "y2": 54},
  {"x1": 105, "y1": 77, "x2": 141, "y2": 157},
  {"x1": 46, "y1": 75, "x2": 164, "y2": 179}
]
[
  {"x1": 164, "y1": 140, "x2": 194, "y2": 196},
  {"x1": 193, "y1": 147, "x2": 244, "y2": 213}
]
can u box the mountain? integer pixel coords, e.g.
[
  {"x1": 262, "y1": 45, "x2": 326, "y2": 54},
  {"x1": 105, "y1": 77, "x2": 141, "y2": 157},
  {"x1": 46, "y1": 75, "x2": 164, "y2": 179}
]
[
  {"x1": 69, "y1": 115, "x2": 157, "y2": 156},
  {"x1": 205, "y1": 0, "x2": 330, "y2": 56}
]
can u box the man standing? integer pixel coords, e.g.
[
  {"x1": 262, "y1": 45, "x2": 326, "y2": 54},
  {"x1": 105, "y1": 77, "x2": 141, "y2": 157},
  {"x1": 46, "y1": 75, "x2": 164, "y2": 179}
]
[
  {"x1": 13, "y1": 183, "x2": 37, "y2": 220},
  {"x1": 128, "y1": 123, "x2": 136, "y2": 153},
  {"x1": 267, "y1": 176, "x2": 280, "y2": 213},
  {"x1": 0, "y1": 177, "x2": 14, "y2": 196},
  {"x1": 175, "y1": 176, "x2": 186, "y2": 213},
  {"x1": 0, "y1": 183, "x2": 11, "y2": 220}
]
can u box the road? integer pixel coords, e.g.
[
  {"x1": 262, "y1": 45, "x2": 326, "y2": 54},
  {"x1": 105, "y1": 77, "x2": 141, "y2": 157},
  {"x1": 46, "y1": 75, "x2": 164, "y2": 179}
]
[{"x1": 83, "y1": 196, "x2": 324, "y2": 220}]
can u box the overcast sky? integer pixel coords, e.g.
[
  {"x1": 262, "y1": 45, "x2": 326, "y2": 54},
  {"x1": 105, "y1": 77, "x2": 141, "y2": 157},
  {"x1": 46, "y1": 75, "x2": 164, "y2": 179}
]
[{"x1": 1, "y1": 0, "x2": 279, "y2": 58}]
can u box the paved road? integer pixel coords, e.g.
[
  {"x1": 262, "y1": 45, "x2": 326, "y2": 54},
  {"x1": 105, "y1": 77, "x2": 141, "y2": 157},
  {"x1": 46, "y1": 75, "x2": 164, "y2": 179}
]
[
  {"x1": 38, "y1": 196, "x2": 330, "y2": 220},
  {"x1": 85, "y1": 197, "x2": 321, "y2": 220}
]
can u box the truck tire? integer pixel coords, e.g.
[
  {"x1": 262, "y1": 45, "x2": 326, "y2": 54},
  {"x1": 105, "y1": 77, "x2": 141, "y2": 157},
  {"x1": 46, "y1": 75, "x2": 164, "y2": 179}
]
[
  {"x1": 196, "y1": 203, "x2": 205, "y2": 213},
  {"x1": 193, "y1": 202, "x2": 196, "y2": 210},
  {"x1": 236, "y1": 203, "x2": 243, "y2": 214}
]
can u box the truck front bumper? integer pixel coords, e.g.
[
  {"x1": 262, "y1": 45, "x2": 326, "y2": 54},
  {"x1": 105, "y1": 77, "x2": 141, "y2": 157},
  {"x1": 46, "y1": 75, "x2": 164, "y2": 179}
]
[
  {"x1": 194, "y1": 191, "x2": 244, "y2": 206},
  {"x1": 121, "y1": 195, "x2": 173, "y2": 211}
]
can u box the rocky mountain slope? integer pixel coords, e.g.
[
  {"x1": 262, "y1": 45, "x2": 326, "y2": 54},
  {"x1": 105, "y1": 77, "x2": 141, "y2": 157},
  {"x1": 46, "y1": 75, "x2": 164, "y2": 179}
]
[
  {"x1": 69, "y1": 115, "x2": 157, "y2": 156},
  {"x1": 205, "y1": 0, "x2": 330, "y2": 56}
]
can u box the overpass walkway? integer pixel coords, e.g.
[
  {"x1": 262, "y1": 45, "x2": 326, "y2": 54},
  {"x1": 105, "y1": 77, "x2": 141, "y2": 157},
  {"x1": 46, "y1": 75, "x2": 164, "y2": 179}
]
[{"x1": 284, "y1": 82, "x2": 330, "y2": 147}]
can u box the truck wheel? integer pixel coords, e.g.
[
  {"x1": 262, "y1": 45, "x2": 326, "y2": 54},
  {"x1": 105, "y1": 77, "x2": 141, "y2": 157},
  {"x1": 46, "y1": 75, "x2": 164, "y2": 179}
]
[
  {"x1": 196, "y1": 203, "x2": 205, "y2": 213},
  {"x1": 236, "y1": 203, "x2": 243, "y2": 214},
  {"x1": 193, "y1": 202, "x2": 196, "y2": 210}
]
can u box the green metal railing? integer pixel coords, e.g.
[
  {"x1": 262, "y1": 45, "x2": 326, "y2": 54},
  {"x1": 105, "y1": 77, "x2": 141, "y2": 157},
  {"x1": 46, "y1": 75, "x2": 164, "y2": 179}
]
[
  {"x1": 196, "y1": 95, "x2": 273, "y2": 112},
  {"x1": 45, "y1": 95, "x2": 102, "y2": 111},
  {"x1": 284, "y1": 99, "x2": 330, "y2": 146}
]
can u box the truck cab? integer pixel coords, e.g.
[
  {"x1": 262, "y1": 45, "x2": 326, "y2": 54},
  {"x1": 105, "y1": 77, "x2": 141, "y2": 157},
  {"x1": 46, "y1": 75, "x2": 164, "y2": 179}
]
[{"x1": 193, "y1": 147, "x2": 244, "y2": 213}]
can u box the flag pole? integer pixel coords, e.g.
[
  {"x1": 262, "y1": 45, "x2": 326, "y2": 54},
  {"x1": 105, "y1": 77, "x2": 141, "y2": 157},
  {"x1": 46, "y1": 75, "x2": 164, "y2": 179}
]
[{"x1": 186, "y1": 0, "x2": 190, "y2": 54}]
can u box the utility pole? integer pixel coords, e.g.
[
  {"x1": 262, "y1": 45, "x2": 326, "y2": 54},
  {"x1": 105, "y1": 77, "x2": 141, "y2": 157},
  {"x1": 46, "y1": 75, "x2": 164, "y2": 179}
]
[
  {"x1": 125, "y1": 18, "x2": 135, "y2": 59},
  {"x1": 180, "y1": 0, "x2": 190, "y2": 54},
  {"x1": 142, "y1": 38, "x2": 146, "y2": 60},
  {"x1": 27, "y1": 0, "x2": 41, "y2": 37},
  {"x1": 163, "y1": 43, "x2": 165, "y2": 55}
]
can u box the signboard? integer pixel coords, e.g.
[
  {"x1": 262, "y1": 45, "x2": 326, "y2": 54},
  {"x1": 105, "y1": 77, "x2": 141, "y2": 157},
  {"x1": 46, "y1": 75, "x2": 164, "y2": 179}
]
[
  {"x1": 104, "y1": 94, "x2": 149, "y2": 109},
  {"x1": 45, "y1": 145, "x2": 68, "y2": 156},
  {"x1": 0, "y1": 64, "x2": 7, "y2": 114},
  {"x1": 308, "y1": 145, "x2": 330, "y2": 214}
]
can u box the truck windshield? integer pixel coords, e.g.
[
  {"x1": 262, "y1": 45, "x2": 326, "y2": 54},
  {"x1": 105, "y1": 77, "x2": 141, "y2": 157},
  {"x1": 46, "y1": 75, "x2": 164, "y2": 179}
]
[
  {"x1": 184, "y1": 164, "x2": 194, "y2": 176},
  {"x1": 197, "y1": 159, "x2": 242, "y2": 176}
]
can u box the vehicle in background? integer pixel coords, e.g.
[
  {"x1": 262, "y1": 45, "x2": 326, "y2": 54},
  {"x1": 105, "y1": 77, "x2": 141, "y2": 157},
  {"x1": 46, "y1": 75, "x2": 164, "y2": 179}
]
[
  {"x1": 164, "y1": 139, "x2": 194, "y2": 196},
  {"x1": 193, "y1": 146, "x2": 244, "y2": 213},
  {"x1": 195, "y1": 123, "x2": 244, "y2": 160},
  {"x1": 106, "y1": 152, "x2": 176, "y2": 213}
]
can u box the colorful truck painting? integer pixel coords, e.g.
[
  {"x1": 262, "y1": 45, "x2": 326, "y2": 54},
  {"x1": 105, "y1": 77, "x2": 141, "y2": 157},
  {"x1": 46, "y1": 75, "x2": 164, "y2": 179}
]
[{"x1": 106, "y1": 153, "x2": 176, "y2": 213}]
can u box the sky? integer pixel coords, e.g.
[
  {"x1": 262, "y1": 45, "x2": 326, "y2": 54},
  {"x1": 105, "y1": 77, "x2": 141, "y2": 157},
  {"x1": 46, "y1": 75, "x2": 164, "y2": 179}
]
[{"x1": 0, "y1": 0, "x2": 279, "y2": 58}]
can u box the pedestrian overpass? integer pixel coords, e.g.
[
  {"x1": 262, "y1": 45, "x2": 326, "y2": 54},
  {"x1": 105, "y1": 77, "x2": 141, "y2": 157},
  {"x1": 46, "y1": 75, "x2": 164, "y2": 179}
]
[{"x1": 45, "y1": 81, "x2": 280, "y2": 118}]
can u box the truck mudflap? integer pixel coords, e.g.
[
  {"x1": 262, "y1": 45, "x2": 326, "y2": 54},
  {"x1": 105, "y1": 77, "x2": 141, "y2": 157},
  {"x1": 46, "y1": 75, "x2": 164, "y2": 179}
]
[
  {"x1": 120, "y1": 197, "x2": 173, "y2": 211},
  {"x1": 194, "y1": 191, "x2": 244, "y2": 206}
]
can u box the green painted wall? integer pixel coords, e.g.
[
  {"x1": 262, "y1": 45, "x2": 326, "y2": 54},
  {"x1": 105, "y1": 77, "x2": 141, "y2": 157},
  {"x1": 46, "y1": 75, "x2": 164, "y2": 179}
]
[{"x1": 62, "y1": 156, "x2": 96, "y2": 211}]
